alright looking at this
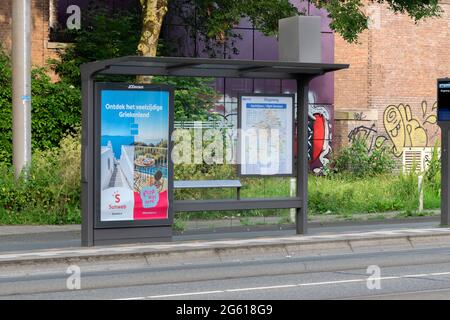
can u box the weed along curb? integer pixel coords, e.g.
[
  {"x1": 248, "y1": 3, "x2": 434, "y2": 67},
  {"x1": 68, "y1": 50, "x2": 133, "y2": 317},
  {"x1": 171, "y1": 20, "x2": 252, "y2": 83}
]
[{"x1": 2, "y1": 228, "x2": 450, "y2": 270}]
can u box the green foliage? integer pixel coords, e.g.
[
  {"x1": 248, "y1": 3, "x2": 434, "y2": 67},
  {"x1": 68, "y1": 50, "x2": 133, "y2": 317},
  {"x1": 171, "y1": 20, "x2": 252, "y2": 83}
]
[
  {"x1": 314, "y1": 0, "x2": 368, "y2": 44},
  {"x1": 0, "y1": 142, "x2": 441, "y2": 224},
  {"x1": 50, "y1": 6, "x2": 142, "y2": 87},
  {"x1": 378, "y1": 0, "x2": 441, "y2": 20},
  {"x1": 173, "y1": 217, "x2": 187, "y2": 231},
  {"x1": 311, "y1": 0, "x2": 441, "y2": 43},
  {"x1": 50, "y1": 6, "x2": 219, "y2": 121},
  {"x1": 174, "y1": 164, "x2": 236, "y2": 201},
  {"x1": 172, "y1": 0, "x2": 441, "y2": 50},
  {"x1": 153, "y1": 76, "x2": 221, "y2": 121},
  {"x1": 333, "y1": 137, "x2": 395, "y2": 177},
  {"x1": 424, "y1": 140, "x2": 441, "y2": 194},
  {"x1": 308, "y1": 174, "x2": 440, "y2": 216},
  {"x1": 172, "y1": 0, "x2": 299, "y2": 57},
  {"x1": 0, "y1": 133, "x2": 81, "y2": 224},
  {"x1": 0, "y1": 48, "x2": 12, "y2": 163},
  {"x1": 0, "y1": 48, "x2": 81, "y2": 164},
  {"x1": 392, "y1": 170, "x2": 419, "y2": 214},
  {"x1": 204, "y1": 0, "x2": 298, "y2": 37},
  {"x1": 30, "y1": 69, "x2": 81, "y2": 151}
]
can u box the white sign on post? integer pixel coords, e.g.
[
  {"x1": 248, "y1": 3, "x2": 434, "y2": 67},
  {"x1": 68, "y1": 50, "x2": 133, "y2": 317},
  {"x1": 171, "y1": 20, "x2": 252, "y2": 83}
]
[{"x1": 238, "y1": 94, "x2": 294, "y2": 176}]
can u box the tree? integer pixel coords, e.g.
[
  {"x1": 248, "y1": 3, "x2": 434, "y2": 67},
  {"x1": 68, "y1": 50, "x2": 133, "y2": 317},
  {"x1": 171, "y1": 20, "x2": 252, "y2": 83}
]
[
  {"x1": 138, "y1": 0, "x2": 442, "y2": 60},
  {"x1": 312, "y1": 0, "x2": 442, "y2": 43},
  {"x1": 50, "y1": 6, "x2": 219, "y2": 121},
  {"x1": 51, "y1": 6, "x2": 142, "y2": 86},
  {"x1": 138, "y1": 0, "x2": 169, "y2": 57},
  {"x1": 138, "y1": 0, "x2": 169, "y2": 82}
]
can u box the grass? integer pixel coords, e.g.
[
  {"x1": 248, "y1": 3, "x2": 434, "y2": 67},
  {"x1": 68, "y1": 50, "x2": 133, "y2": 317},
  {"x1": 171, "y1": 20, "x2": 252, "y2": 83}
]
[
  {"x1": 175, "y1": 173, "x2": 441, "y2": 221},
  {"x1": 308, "y1": 174, "x2": 439, "y2": 215},
  {"x1": 1, "y1": 170, "x2": 440, "y2": 226},
  {"x1": 0, "y1": 136, "x2": 441, "y2": 226}
]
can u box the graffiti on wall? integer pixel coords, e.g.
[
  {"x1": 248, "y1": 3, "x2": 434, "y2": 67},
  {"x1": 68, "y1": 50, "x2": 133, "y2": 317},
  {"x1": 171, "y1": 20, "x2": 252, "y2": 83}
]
[
  {"x1": 381, "y1": 101, "x2": 438, "y2": 157},
  {"x1": 308, "y1": 105, "x2": 332, "y2": 174},
  {"x1": 353, "y1": 112, "x2": 367, "y2": 121},
  {"x1": 348, "y1": 101, "x2": 439, "y2": 158},
  {"x1": 347, "y1": 123, "x2": 380, "y2": 152}
]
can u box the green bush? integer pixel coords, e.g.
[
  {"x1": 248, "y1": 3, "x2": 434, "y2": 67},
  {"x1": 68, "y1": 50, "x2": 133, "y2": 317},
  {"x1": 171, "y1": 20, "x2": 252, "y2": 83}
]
[
  {"x1": 0, "y1": 132, "x2": 81, "y2": 224},
  {"x1": 0, "y1": 48, "x2": 12, "y2": 162},
  {"x1": 424, "y1": 141, "x2": 441, "y2": 194},
  {"x1": 50, "y1": 5, "x2": 142, "y2": 87},
  {"x1": 333, "y1": 137, "x2": 395, "y2": 177},
  {"x1": 153, "y1": 76, "x2": 221, "y2": 121},
  {"x1": 0, "y1": 48, "x2": 81, "y2": 164}
]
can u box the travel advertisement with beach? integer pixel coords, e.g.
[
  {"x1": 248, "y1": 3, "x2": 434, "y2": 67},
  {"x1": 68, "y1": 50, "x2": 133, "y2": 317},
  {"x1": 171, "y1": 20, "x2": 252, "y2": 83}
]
[{"x1": 100, "y1": 87, "x2": 170, "y2": 222}]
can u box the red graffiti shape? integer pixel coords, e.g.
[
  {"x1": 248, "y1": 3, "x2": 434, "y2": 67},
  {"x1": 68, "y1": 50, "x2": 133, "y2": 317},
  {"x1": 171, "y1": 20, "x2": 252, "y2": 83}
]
[{"x1": 311, "y1": 113, "x2": 325, "y2": 163}]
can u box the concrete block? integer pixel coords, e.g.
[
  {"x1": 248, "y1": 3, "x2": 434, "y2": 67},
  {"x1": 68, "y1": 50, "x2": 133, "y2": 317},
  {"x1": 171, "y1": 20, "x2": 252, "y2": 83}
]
[
  {"x1": 409, "y1": 234, "x2": 450, "y2": 248},
  {"x1": 146, "y1": 249, "x2": 221, "y2": 266},
  {"x1": 216, "y1": 245, "x2": 288, "y2": 262},
  {"x1": 285, "y1": 240, "x2": 352, "y2": 257},
  {"x1": 349, "y1": 237, "x2": 412, "y2": 253}
]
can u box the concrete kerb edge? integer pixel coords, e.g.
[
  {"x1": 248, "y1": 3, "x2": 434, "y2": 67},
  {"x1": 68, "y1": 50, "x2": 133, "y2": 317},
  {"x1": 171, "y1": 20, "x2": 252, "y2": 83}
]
[{"x1": 1, "y1": 231, "x2": 450, "y2": 268}]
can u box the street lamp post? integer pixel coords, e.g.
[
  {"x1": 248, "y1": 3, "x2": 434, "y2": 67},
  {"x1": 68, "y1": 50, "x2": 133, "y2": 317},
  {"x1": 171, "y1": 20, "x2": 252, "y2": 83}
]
[{"x1": 12, "y1": 0, "x2": 32, "y2": 177}]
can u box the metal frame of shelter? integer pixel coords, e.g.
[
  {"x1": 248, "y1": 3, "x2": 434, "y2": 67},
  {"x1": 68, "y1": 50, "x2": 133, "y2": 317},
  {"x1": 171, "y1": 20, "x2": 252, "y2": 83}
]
[
  {"x1": 438, "y1": 78, "x2": 450, "y2": 227},
  {"x1": 81, "y1": 56, "x2": 349, "y2": 247}
]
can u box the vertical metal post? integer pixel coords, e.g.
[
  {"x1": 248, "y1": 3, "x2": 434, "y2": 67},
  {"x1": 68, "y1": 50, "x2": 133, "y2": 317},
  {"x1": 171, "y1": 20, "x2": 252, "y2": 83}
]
[
  {"x1": 418, "y1": 174, "x2": 424, "y2": 213},
  {"x1": 289, "y1": 177, "x2": 296, "y2": 222},
  {"x1": 12, "y1": 0, "x2": 32, "y2": 176},
  {"x1": 81, "y1": 67, "x2": 95, "y2": 246},
  {"x1": 296, "y1": 76, "x2": 310, "y2": 234},
  {"x1": 440, "y1": 124, "x2": 450, "y2": 226}
]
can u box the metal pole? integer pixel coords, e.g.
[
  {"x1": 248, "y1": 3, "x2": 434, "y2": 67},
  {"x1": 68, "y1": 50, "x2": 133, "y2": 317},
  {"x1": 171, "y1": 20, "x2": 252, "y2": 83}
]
[
  {"x1": 289, "y1": 177, "x2": 296, "y2": 222},
  {"x1": 440, "y1": 124, "x2": 450, "y2": 226},
  {"x1": 418, "y1": 174, "x2": 424, "y2": 213},
  {"x1": 81, "y1": 66, "x2": 95, "y2": 247},
  {"x1": 296, "y1": 76, "x2": 310, "y2": 234},
  {"x1": 12, "y1": 0, "x2": 32, "y2": 177}
]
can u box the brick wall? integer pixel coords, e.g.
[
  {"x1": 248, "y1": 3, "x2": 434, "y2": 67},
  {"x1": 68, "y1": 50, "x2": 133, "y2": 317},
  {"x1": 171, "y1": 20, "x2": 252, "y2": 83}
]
[
  {"x1": 0, "y1": 1, "x2": 12, "y2": 53},
  {"x1": 0, "y1": 0, "x2": 58, "y2": 67},
  {"x1": 334, "y1": 1, "x2": 450, "y2": 161}
]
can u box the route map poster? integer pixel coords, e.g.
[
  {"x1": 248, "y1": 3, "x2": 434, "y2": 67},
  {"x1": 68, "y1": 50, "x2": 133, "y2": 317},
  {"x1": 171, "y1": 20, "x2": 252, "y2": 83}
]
[
  {"x1": 99, "y1": 85, "x2": 171, "y2": 222},
  {"x1": 238, "y1": 94, "x2": 294, "y2": 176}
]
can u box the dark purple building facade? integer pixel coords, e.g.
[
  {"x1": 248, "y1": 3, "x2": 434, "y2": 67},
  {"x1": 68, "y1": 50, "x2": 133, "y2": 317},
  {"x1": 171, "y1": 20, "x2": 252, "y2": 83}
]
[{"x1": 55, "y1": 0, "x2": 335, "y2": 172}]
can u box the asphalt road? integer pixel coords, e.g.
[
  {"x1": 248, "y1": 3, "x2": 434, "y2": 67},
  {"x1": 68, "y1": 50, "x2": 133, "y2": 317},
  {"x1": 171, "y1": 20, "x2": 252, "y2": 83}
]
[{"x1": 2, "y1": 243, "x2": 450, "y2": 300}]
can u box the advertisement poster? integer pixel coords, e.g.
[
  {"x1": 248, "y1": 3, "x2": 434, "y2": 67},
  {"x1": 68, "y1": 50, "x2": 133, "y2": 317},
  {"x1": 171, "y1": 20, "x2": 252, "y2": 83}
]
[
  {"x1": 99, "y1": 86, "x2": 171, "y2": 222},
  {"x1": 438, "y1": 80, "x2": 450, "y2": 121},
  {"x1": 239, "y1": 94, "x2": 294, "y2": 176}
]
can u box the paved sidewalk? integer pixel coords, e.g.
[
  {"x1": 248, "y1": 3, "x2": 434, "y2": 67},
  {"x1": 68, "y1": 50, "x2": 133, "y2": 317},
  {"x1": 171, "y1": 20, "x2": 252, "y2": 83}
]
[
  {"x1": 0, "y1": 225, "x2": 80, "y2": 236},
  {"x1": 0, "y1": 218, "x2": 449, "y2": 271},
  {"x1": 0, "y1": 217, "x2": 440, "y2": 253}
]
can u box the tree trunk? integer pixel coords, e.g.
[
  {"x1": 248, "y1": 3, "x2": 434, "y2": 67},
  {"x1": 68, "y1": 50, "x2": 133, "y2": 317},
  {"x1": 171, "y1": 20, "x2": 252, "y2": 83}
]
[{"x1": 137, "y1": 0, "x2": 168, "y2": 83}]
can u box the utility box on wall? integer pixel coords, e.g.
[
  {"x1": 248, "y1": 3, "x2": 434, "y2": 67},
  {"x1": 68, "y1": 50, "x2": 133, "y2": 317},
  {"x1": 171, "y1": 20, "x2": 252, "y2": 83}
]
[{"x1": 278, "y1": 16, "x2": 322, "y2": 63}]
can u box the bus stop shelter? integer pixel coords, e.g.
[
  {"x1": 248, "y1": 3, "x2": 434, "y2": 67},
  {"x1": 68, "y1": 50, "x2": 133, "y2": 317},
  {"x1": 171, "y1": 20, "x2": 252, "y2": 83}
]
[{"x1": 81, "y1": 56, "x2": 349, "y2": 246}]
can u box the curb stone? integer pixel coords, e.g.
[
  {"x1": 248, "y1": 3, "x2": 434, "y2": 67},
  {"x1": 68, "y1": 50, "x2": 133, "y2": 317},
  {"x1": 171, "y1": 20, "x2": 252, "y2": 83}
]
[{"x1": 1, "y1": 228, "x2": 450, "y2": 268}]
